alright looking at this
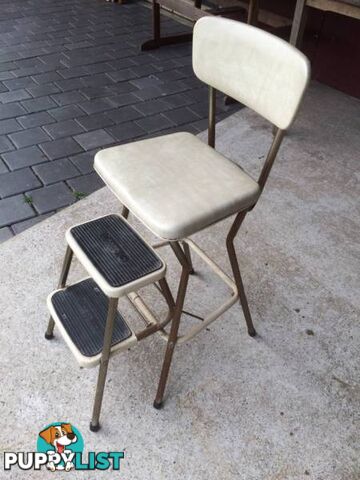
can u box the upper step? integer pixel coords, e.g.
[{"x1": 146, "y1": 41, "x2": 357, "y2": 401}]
[{"x1": 66, "y1": 214, "x2": 166, "y2": 298}]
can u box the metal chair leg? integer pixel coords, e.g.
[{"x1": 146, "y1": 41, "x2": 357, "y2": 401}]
[
  {"x1": 182, "y1": 241, "x2": 195, "y2": 275},
  {"x1": 226, "y1": 213, "x2": 256, "y2": 337},
  {"x1": 153, "y1": 243, "x2": 191, "y2": 408},
  {"x1": 90, "y1": 297, "x2": 119, "y2": 432},
  {"x1": 45, "y1": 246, "x2": 73, "y2": 340},
  {"x1": 121, "y1": 206, "x2": 129, "y2": 219}
]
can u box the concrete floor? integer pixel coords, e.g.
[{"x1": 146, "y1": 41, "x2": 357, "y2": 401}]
[{"x1": 0, "y1": 82, "x2": 359, "y2": 479}]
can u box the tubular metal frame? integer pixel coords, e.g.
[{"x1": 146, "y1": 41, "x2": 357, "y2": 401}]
[
  {"x1": 129, "y1": 86, "x2": 285, "y2": 406},
  {"x1": 45, "y1": 246, "x2": 73, "y2": 340},
  {"x1": 46, "y1": 84, "x2": 286, "y2": 425}
]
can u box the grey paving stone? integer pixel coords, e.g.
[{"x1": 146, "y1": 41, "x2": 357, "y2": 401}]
[
  {"x1": 0, "y1": 62, "x2": 17, "y2": 74},
  {"x1": 106, "y1": 105, "x2": 143, "y2": 124},
  {"x1": 0, "y1": 118, "x2": 22, "y2": 135},
  {"x1": 111, "y1": 92, "x2": 140, "y2": 107},
  {"x1": 106, "y1": 68, "x2": 138, "y2": 83},
  {"x1": 39, "y1": 137, "x2": 83, "y2": 160},
  {"x1": 26, "y1": 83, "x2": 61, "y2": 98},
  {"x1": 0, "y1": 168, "x2": 41, "y2": 198},
  {"x1": 133, "y1": 85, "x2": 165, "y2": 101},
  {"x1": 2, "y1": 146, "x2": 48, "y2": 170},
  {"x1": 74, "y1": 129, "x2": 114, "y2": 150},
  {"x1": 57, "y1": 66, "x2": 88, "y2": 80},
  {"x1": 78, "y1": 86, "x2": 114, "y2": 101},
  {"x1": 17, "y1": 112, "x2": 56, "y2": 129},
  {"x1": 69, "y1": 150, "x2": 97, "y2": 175},
  {"x1": 135, "y1": 114, "x2": 175, "y2": 134},
  {"x1": 106, "y1": 122, "x2": 146, "y2": 143},
  {"x1": 0, "y1": 159, "x2": 8, "y2": 174},
  {"x1": 78, "y1": 97, "x2": 119, "y2": 115},
  {"x1": 0, "y1": 84, "x2": 8, "y2": 94},
  {"x1": 0, "y1": 194, "x2": 35, "y2": 228},
  {"x1": 38, "y1": 52, "x2": 67, "y2": 67},
  {"x1": 43, "y1": 119, "x2": 85, "y2": 140},
  {"x1": 160, "y1": 80, "x2": 189, "y2": 96},
  {"x1": 0, "y1": 103, "x2": 26, "y2": 120},
  {"x1": 0, "y1": 226, "x2": 13, "y2": 243},
  {"x1": 155, "y1": 69, "x2": 187, "y2": 82},
  {"x1": 33, "y1": 158, "x2": 79, "y2": 185},
  {"x1": 189, "y1": 118, "x2": 210, "y2": 132},
  {"x1": 51, "y1": 91, "x2": 85, "y2": 107},
  {"x1": 8, "y1": 127, "x2": 51, "y2": 149},
  {"x1": 31, "y1": 72, "x2": 62, "y2": 84},
  {"x1": 0, "y1": 71, "x2": 15, "y2": 81},
  {"x1": 3, "y1": 77, "x2": 37, "y2": 91},
  {"x1": 28, "y1": 182, "x2": 75, "y2": 214},
  {"x1": 85, "y1": 61, "x2": 118, "y2": 75},
  {"x1": 188, "y1": 102, "x2": 210, "y2": 119},
  {"x1": 163, "y1": 106, "x2": 201, "y2": 126},
  {"x1": 0, "y1": 89, "x2": 31, "y2": 104},
  {"x1": 130, "y1": 76, "x2": 163, "y2": 90},
  {"x1": 133, "y1": 98, "x2": 171, "y2": 116},
  {"x1": 0, "y1": 136, "x2": 14, "y2": 154},
  {"x1": 15, "y1": 57, "x2": 43, "y2": 69},
  {"x1": 129, "y1": 66, "x2": 159, "y2": 79},
  {"x1": 21, "y1": 96, "x2": 57, "y2": 113},
  {"x1": 11, "y1": 213, "x2": 52, "y2": 234},
  {"x1": 75, "y1": 113, "x2": 114, "y2": 132},
  {"x1": 48, "y1": 104, "x2": 85, "y2": 121},
  {"x1": 152, "y1": 92, "x2": 194, "y2": 108},
  {"x1": 67, "y1": 172, "x2": 104, "y2": 195},
  {"x1": 54, "y1": 77, "x2": 85, "y2": 92},
  {"x1": 81, "y1": 73, "x2": 114, "y2": 88}
]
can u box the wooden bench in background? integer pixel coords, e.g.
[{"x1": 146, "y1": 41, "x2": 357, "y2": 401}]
[
  {"x1": 290, "y1": 0, "x2": 360, "y2": 46},
  {"x1": 141, "y1": 0, "x2": 262, "y2": 51}
]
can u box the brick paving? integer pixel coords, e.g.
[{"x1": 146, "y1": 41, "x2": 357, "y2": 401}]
[{"x1": 0, "y1": 0, "x2": 238, "y2": 240}]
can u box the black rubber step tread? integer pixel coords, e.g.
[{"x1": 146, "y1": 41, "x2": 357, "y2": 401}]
[
  {"x1": 51, "y1": 279, "x2": 132, "y2": 357},
  {"x1": 70, "y1": 214, "x2": 163, "y2": 288}
]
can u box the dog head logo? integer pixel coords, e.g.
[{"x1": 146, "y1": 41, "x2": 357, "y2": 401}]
[
  {"x1": 39, "y1": 423, "x2": 77, "y2": 454},
  {"x1": 37, "y1": 422, "x2": 83, "y2": 472}
]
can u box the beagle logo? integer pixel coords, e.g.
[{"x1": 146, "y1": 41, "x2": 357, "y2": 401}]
[
  {"x1": 3, "y1": 422, "x2": 124, "y2": 472},
  {"x1": 37, "y1": 423, "x2": 83, "y2": 471}
]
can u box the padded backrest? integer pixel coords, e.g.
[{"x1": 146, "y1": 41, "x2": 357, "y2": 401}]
[{"x1": 193, "y1": 17, "x2": 310, "y2": 130}]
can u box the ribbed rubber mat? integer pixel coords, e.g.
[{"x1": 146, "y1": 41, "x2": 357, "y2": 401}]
[
  {"x1": 70, "y1": 215, "x2": 163, "y2": 288},
  {"x1": 51, "y1": 279, "x2": 132, "y2": 357}
]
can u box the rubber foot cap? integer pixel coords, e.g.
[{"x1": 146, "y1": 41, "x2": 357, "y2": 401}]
[
  {"x1": 248, "y1": 329, "x2": 257, "y2": 337},
  {"x1": 153, "y1": 401, "x2": 163, "y2": 410},
  {"x1": 89, "y1": 422, "x2": 100, "y2": 432},
  {"x1": 45, "y1": 332, "x2": 54, "y2": 340}
]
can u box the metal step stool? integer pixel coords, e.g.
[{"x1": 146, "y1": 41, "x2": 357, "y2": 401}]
[{"x1": 45, "y1": 214, "x2": 169, "y2": 432}]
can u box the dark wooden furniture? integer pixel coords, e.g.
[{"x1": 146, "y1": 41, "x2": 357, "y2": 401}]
[
  {"x1": 141, "y1": 0, "x2": 259, "y2": 51},
  {"x1": 290, "y1": 0, "x2": 360, "y2": 46}
]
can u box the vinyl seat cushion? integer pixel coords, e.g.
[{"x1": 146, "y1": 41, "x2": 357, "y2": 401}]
[{"x1": 94, "y1": 132, "x2": 260, "y2": 240}]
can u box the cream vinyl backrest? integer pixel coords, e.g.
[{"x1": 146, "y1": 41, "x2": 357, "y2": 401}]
[{"x1": 193, "y1": 17, "x2": 310, "y2": 130}]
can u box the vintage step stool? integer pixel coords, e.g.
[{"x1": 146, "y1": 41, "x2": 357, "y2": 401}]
[
  {"x1": 44, "y1": 16, "x2": 310, "y2": 433},
  {"x1": 45, "y1": 214, "x2": 170, "y2": 432}
]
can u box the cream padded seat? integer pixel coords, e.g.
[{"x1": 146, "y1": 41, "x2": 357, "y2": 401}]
[{"x1": 94, "y1": 132, "x2": 260, "y2": 240}]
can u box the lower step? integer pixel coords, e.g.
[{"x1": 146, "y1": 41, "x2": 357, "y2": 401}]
[{"x1": 48, "y1": 278, "x2": 137, "y2": 368}]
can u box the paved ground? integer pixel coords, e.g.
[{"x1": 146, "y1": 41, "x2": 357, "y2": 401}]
[
  {"x1": 0, "y1": 0, "x2": 237, "y2": 240},
  {"x1": 0, "y1": 82, "x2": 358, "y2": 479}
]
